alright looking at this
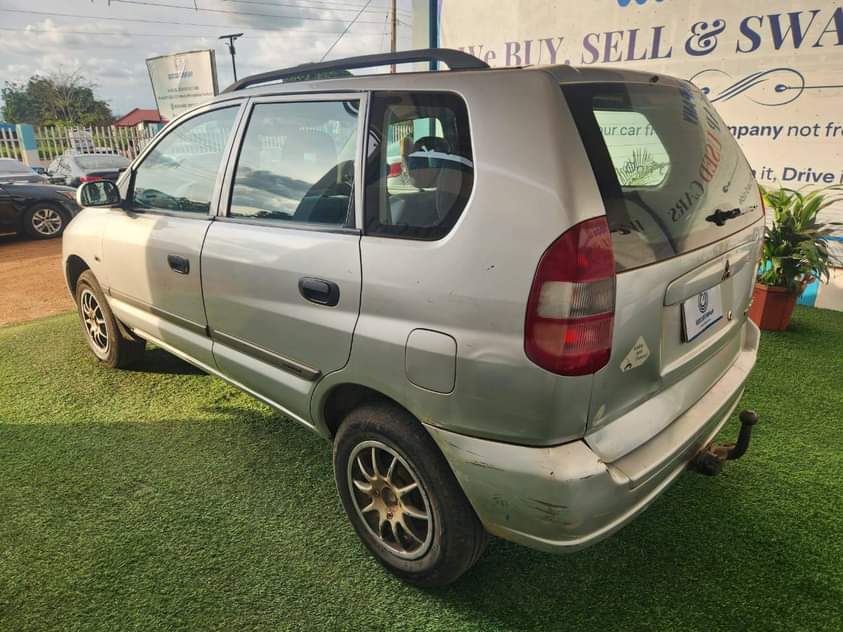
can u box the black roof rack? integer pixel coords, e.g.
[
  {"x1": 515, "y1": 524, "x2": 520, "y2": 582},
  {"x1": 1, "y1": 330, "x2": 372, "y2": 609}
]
[{"x1": 222, "y1": 48, "x2": 489, "y2": 93}]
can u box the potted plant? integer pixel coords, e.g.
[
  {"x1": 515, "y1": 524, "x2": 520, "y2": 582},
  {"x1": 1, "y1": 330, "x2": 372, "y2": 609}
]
[{"x1": 749, "y1": 185, "x2": 842, "y2": 331}]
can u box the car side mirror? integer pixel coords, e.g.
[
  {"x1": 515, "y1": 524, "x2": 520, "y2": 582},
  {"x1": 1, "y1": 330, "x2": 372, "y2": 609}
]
[{"x1": 77, "y1": 180, "x2": 122, "y2": 208}]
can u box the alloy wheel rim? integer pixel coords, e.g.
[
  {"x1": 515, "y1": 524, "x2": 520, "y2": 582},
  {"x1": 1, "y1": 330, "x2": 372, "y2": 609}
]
[
  {"x1": 80, "y1": 289, "x2": 109, "y2": 354},
  {"x1": 347, "y1": 440, "x2": 433, "y2": 560},
  {"x1": 31, "y1": 208, "x2": 63, "y2": 236}
]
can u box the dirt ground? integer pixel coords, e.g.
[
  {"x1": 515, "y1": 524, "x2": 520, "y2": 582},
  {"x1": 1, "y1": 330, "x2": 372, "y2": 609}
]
[{"x1": 0, "y1": 236, "x2": 73, "y2": 326}]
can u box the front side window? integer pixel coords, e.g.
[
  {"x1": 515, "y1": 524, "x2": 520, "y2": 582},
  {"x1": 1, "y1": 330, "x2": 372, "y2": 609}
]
[
  {"x1": 365, "y1": 92, "x2": 474, "y2": 240},
  {"x1": 229, "y1": 100, "x2": 360, "y2": 225},
  {"x1": 131, "y1": 106, "x2": 238, "y2": 214}
]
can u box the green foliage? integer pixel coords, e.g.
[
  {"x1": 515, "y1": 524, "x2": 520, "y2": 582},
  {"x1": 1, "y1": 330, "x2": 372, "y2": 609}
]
[
  {"x1": 757, "y1": 185, "x2": 842, "y2": 291},
  {"x1": 1, "y1": 71, "x2": 113, "y2": 126}
]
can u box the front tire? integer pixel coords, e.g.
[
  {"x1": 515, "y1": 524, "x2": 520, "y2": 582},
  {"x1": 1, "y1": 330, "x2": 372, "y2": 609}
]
[
  {"x1": 24, "y1": 204, "x2": 67, "y2": 239},
  {"x1": 334, "y1": 402, "x2": 488, "y2": 587},
  {"x1": 75, "y1": 270, "x2": 145, "y2": 368}
]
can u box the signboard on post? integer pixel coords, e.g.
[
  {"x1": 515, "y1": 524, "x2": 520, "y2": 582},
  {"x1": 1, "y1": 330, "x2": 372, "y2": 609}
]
[{"x1": 146, "y1": 49, "x2": 219, "y2": 121}]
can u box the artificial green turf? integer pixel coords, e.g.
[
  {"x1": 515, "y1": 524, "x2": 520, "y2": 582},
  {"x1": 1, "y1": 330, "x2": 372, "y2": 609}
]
[{"x1": 1, "y1": 308, "x2": 842, "y2": 631}]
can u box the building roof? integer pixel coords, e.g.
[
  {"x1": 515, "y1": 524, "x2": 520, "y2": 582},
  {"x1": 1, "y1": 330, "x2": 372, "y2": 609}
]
[{"x1": 114, "y1": 108, "x2": 164, "y2": 127}]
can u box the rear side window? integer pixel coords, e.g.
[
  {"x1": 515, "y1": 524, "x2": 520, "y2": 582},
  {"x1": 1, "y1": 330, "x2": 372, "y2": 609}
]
[
  {"x1": 229, "y1": 100, "x2": 359, "y2": 226},
  {"x1": 563, "y1": 82, "x2": 762, "y2": 271},
  {"x1": 365, "y1": 92, "x2": 473, "y2": 240}
]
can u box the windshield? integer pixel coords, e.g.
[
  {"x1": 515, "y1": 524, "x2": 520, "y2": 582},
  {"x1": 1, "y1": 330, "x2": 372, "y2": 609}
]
[
  {"x1": 563, "y1": 82, "x2": 763, "y2": 271},
  {"x1": 74, "y1": 155, "x2": 130, "y2": 170},
  {"x1": 0, "y1": 159, "x2": 32, "y2": 174}
]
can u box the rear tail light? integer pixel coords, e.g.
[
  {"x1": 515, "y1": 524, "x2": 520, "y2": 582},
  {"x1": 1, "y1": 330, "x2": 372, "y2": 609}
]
[
  {"x1": 80, "y1": 175, "x2": 103, "y2": 183},
  {"x1": 387, "y1": 162, "x2": 402, "y2": 177},
  {"x1": 525, "y1": 217, "x2": 616, "y2": 376}
]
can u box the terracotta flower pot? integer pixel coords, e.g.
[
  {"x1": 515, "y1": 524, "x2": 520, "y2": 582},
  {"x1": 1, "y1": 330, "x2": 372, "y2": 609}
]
[{"x1": 748, "y1": 283, "x2": 799, "y2": 331}]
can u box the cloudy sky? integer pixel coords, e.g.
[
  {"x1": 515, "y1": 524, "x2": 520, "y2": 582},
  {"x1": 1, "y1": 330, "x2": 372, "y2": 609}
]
[{"x1": 0, "y1": 0, "x2": 415, "y2": 116}]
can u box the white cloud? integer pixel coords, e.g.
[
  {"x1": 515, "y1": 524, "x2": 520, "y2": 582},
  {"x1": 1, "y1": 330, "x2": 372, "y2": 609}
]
[{"x1": 1, "y1": 0, "x2": 413, "y2": 116}]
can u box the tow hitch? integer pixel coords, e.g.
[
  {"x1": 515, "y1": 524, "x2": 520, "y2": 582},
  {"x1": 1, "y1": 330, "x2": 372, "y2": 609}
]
[{"x1": 689, "y1": 410, "x2": 759, "y2": 476}]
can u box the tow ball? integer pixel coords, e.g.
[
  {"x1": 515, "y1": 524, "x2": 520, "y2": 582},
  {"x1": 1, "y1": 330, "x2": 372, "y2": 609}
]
[{"x1": 689, "y1": 410, "x2": 759, "y2": 476}]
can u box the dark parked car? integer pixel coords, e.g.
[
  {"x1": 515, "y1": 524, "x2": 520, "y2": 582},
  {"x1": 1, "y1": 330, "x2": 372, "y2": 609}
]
[
  {"x1": 0, "y1": 158, "x2": 48, "y2": 184},
  {"x1": 47, "y1": 152, "x2": 130, "y2": 187},
  {"x1": 0, "y1": 181, "x2": 80, "y2": 239}
]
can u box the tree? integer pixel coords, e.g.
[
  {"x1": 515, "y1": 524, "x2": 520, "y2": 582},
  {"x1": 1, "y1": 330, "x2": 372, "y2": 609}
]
[{"x1": 1, "y1": 71, "x2": 113, "y2": 126}]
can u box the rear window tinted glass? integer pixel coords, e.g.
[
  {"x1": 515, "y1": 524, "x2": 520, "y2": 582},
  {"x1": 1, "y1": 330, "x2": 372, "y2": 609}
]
[
  {"x1": 563, "y1": 82, "x2": 762, "y2": 271},
  {"x1": 593, "y1": 110, "x2": 670, "y2": 187},
  {"x1": 365, "y1": 92, "x2": 473, "y2": 240},
  {"x1": 75, "y1": 155, "x2": 130, "y2": 170}
]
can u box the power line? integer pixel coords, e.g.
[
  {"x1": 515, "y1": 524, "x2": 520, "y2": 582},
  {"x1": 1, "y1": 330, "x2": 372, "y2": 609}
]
[
  {"x1": 107, "y1": 0, "x2": 390, "y2": 24},
  {"x1": 220, "y1": 0, "x2": 411, "y2": 17},
  {"x1": 320, "y1": 0, "x2": 373, "y2": 61},
  {"x1": 0, "y1": 8, "x2": 388, "y2": 35},
  {"x1": 0, "y1": 25, "x2": 206, "y2": 39},
  {"x1": 0, "y1": 25, "x2": 387, "y2": 40}
]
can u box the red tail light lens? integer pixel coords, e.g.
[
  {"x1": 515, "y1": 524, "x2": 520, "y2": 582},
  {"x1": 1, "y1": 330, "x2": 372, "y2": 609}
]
[
  {"x1": 525, "y1": 217, "x2": 616, "y2": 376},
  {"x1": 387, "y1": 162, "x2": 402, "y2": 177},
  {"x1": 80, "y1": 175, "x2": 103, "y2": 183}
]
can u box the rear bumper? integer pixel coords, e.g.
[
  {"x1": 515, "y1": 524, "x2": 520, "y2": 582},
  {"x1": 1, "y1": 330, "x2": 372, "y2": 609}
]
[{"x1": 424, "y1": 319, "x2": 760, "y2": 554}]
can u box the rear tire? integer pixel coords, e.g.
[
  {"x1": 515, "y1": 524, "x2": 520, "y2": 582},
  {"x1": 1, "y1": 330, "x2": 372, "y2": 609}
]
[
  {"x1": 75, "y1": 270, "x2": 145, "y2": 368},
  {"x1": 24, "y1": 204, "x2": 67, "y2": 239},
  {"x1": 333, "y1": 401, "x2": 487, "y2": 587}
]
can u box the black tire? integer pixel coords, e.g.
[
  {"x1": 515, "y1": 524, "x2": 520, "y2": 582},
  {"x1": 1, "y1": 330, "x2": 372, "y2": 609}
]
[
  {"x1": 23, "y1": 203, "x2": 68, "y2": 240},
  {"x1": 75, "y1": 270, "x2": 145, "y2": 369},
  {"x1": 334, "y1": 401, "x2": 488, "y2": 587}
]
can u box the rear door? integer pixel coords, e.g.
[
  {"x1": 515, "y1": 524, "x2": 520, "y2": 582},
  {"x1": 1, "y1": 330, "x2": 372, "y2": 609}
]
[
  {"x1": 562, "y1": 80, "x2": 764, "y2": 453},
  {"x1": 201, "y1": 94, "x2": 364, "y2": 424}
]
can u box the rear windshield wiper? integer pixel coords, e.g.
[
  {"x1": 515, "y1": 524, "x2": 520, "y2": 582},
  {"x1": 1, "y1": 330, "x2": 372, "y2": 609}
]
[{"x1": 705, "y1": 207, "x2": 742, "y2": 227}]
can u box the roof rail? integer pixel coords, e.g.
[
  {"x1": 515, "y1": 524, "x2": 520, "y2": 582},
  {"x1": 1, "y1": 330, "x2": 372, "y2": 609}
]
[{"x1": 222, "y1": 48, "x2": 489, "y2": 93}]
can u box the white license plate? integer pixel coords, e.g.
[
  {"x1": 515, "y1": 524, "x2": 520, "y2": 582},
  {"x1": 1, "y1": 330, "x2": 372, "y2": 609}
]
[{"x1": 682, "y1": 284, "x2": 724, "y2": 342}]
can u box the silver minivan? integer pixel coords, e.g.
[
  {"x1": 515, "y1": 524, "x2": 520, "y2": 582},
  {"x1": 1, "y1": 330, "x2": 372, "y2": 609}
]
[{"x1": 63, "y1": 50, "x2": 763, "y2": 587}]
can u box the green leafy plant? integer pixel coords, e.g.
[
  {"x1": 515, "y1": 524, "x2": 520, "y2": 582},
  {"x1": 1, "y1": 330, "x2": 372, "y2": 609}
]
[{"x1": 757, "y1": 185, "x2": 843, "y2": 291}]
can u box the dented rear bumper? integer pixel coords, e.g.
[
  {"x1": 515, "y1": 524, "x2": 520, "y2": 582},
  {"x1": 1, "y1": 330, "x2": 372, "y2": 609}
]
[{"x1": 424, "y1": 320, "x2": 760, "y2": 554}]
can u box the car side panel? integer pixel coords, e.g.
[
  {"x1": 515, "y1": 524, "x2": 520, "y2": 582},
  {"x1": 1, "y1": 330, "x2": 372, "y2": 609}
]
[
  {"x1": 312, "y1": 70, "x2": 606, "y2": 446},
  {"x1": 101, "y1": 210, "x2": 214, "y2": 366},
  {"x1": 62, "y1": 207, "x2": 111, "y2": 293}
]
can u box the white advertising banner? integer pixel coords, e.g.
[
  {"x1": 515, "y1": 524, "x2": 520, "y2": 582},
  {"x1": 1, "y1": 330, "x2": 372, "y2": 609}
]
[
  {"x1": 440, "y1": 0, "x2": 843, "y2": 223},
  {"x1": 146, "y1": 49, "x2": 219, "y2": 121}
]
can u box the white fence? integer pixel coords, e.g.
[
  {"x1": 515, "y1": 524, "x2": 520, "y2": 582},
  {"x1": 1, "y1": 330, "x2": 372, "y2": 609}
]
[
  {"x1": 34, "y1": 126, "x2": 158, "y2": 162},
  {"x1": 0, "y1": 128, "x2": 20, "y2": 159},
  {"x1": 0, "y1": 124, "x2": 160, "y2": 165}
]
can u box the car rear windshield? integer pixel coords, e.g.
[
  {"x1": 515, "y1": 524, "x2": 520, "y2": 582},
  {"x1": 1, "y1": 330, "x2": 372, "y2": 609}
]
[
  {"x1": 0, "y1": 159, "x2": 31, "y2": 174},
  {"x1": 74, "y1": 155, "x2": 130, "y2": 170},
  {"x1": 562, "y1": 82, "x2": 762, "y2": 271}
]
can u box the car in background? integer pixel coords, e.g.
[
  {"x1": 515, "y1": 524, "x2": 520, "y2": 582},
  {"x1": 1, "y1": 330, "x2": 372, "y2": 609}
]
[
  {"x1": 0, "y1": 180, "x2": 80, "y2": 239},
  {"x1": 31, "y1": 165, "x2": 48, "y2": 176},
  {"x1": 0, "y1": 158, "x2": 49, "y2": 184},
  {"x1": 47, "y1": 152, "x2": 130, "y2": 187}
]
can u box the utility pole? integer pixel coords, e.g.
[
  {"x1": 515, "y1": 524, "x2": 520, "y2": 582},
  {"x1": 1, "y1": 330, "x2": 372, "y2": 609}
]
[
  {"x1": 389, "y1": 0, "x2": 397, "y2": 73},
  {"x1": 219, "y1": 33, "x2": 243, "y2": 82}
]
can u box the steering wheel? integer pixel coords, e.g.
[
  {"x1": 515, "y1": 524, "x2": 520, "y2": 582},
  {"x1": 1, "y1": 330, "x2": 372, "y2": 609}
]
[{"x1": 412, "y1": 136, "x2": 451, "y2": 154}]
